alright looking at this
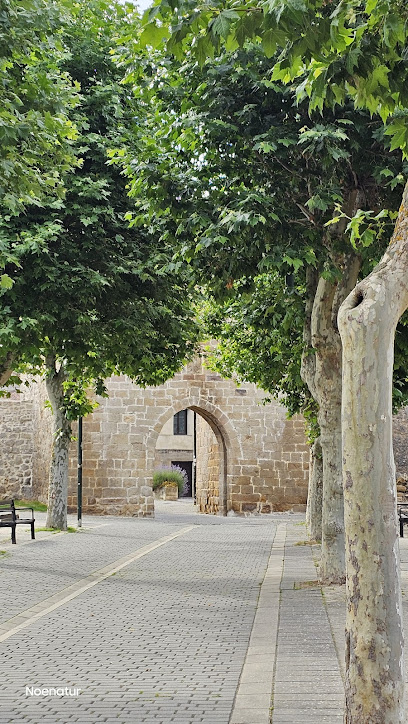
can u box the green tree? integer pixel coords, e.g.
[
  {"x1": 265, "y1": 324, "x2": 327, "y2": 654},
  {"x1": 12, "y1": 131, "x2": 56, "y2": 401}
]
[
  {"x1": 0, "y1": 0, "x2": 198, "y2": 530},
  {"x1": 0, "y1": 0, "x2": 79, "y2": 317},
  {"x1": 141, "y1": 0, "x2": 408, "y2": 149},
  {"x1": 112, "y1": 42, "x2": 406, "y2": 586},
  {"x1": 0, "y1": 0, "x2": 80, "y2": 212},
  {"x1": 203, "y1": 274, "x2": 314, "y2": 420},
  {"x1": 135, "y1": 2, "x2": 408, "y2": 719}
]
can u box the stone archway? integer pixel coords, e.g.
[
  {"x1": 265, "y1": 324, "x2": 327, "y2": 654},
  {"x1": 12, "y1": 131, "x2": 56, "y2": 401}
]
[
  {"x1": 60, "y1": 356, "x2": 310, "y2": 517},
  {"x1": 147, "y1": 398, "x2": 240, "y2": 516},
  {"x1": 0, "y1": 356, "x2": 311, "y2": 516}
]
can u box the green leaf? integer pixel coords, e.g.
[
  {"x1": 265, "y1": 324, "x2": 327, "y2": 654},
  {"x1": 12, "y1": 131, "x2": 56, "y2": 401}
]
[
  {"x1": 140, "y1": 22, "x2": 168, "y2": 49},
  {"x1": 385, "y1": 118, "x2": 408, "y2": 155},
  {"x1": 383, "y1": 14, "x2": 405, "y2": 48},
  {"x1": 262, "y1": 30, "x2": 277, "y2": 59},
  {"x1": 283, "y1": 255, "x2": 303, "y2": 272},
  {"x1": 360, "y1": 228, "x2": 376, "y2": 247},
  {"x1": 211, "y1": 12, "x2": 234, "y2": 39},
  {"x1": 235, "y1": 14, "x2": 258, "y2": 47},
  {"x1": 1, "y1": 274, "x2": 14, "y2": 290},
  {"x1": 365, "y1": 0, "x2": 378, "y2": 13},
  {"x1": 195, "y1": 35, "x2": 214, "y2": 66}
]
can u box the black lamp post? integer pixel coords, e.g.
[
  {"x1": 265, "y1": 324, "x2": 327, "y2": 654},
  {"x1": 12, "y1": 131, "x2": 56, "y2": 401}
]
[{"x1": 77, "y1": 417, "x2": 83, "y2": 528}]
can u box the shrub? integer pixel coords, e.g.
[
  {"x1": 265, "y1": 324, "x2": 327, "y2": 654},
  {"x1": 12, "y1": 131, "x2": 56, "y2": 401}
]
[{"x1": 153, "y1": 466, "x2": 187, "y2": 495}]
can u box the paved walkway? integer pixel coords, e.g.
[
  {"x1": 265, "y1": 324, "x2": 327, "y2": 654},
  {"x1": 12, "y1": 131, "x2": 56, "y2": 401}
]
[{"x1": 0, "y1": 500, "x2": 407, "y2": 723}]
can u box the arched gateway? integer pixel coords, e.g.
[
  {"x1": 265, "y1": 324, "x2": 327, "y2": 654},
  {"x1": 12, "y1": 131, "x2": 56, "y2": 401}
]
[
  {"x1": 0, "y1": 356, "x2": 310, "y2": 516},
  {"x1": 63, "y1": 356, "x2": 309, "y2": 516},
  {"x1": 149, "y1": 399, "x2": 235, "y2": 515}
]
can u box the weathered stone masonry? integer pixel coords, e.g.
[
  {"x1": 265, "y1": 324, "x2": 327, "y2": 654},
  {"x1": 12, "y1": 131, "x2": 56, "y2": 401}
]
[
  {"x1": 0, "y1": 356, "x2": 311, "y2": 516},
  {"x1": 0, "y1": 396, "x2": 33, "y2": 498},
  {"x1": 0, "y1": 380, "x2": 53, "y2": 501},
  {"x1": 195, "y1": 414, "x2": 221, "y2": 514}
]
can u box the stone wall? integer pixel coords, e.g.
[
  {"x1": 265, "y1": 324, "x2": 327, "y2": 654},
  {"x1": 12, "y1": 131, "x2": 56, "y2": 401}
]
[
  {"x1": 393, "y1": 406, "x2": 408, "y2": 476},
  {"x1": 154, "y1": 408, "x2": 194, "y2": 473},
  {"x1": 154, "y1": 449, "x2": 193, "y2": 470},
  {"x1": 30, "y1": 379, "x2": 53, "y2": 504},
  {"x1": 195, "y1": 415, "x2": 220, "y2": 514},
  {"x1": 1, "y1": 354, "x2": 312, "y2": 516},
  {"x1": 0, "y1": 379, "x2": 53, "y2": 502},
  {"x1": 3, "y1": 361, "x2": 408, "y2": 518},
  {"x1": 63, "y1": 354, "x2": 310, "y2": 516},
  {"x1": 0, "y1": 393, "x2": 33, "y2": 498}
]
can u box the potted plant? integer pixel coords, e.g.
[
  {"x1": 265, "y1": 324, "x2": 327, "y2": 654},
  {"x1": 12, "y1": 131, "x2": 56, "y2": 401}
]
[{"x1": 153, "y1": 466, "x2": 187, "y2": 500}]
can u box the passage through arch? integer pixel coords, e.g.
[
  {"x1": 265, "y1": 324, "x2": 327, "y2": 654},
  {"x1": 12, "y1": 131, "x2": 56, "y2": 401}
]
[{"x1": 149, "y1": 400, "x2": 234, "y2": 516}]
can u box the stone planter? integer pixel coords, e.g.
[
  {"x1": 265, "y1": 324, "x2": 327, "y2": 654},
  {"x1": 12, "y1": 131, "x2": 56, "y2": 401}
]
[{"x1": 154, "y1": 482, "x2": 179, "y2": 501}]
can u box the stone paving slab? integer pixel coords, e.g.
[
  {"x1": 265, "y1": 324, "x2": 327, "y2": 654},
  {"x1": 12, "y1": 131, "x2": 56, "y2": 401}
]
[
  {"x1": 0, "y1": 507, "x2": 284, "y2": 723},
  {"x1": 270, "y1": 523, "x2": 344, "y2": 723},
  {"x1": 1, "y1": 504, "x2": 408, "y2": 723},
  {"x1": 230, "y1": 524, "x2": 285, "y2": 724},
  {"x1": 0, "y1": 513, "x2": 191, "y2": 624}
]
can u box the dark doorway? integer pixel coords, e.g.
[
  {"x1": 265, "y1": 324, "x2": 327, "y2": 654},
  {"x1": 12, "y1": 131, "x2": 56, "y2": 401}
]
[{"x1": 172, "y1": 460, "x2": 193, "y2": 497}]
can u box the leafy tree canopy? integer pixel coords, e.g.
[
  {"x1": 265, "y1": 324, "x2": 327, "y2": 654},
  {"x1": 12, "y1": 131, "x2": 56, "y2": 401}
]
[
  {"x1": 137, "y1": 0, "x2": 408, "y2": 154},
  {"x1": 0, "y1": 0, "x2": 198, "y2": 411},
  {"x1": 203, "y1": 271, "x2": 408, "y2": 440},
  {"x1": 110, "y1": 39, "x2": 408, "y2": 430},
  {"x1": 202, "y1": 273, "x2": 316, "y2": 422},
  {"x1": 0, "y1": 0, "x2": 81, "y2": 289},
  {"x1": 112, "y1": 44, "x2": 406, "y2": 295},
  {"x1": 0, "y1": 0, "x2": 79, "y2": 212}
]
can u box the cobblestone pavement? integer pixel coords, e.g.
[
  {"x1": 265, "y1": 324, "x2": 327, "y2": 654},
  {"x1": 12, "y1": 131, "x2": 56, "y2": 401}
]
[
  {"x1": 0, "y1": 502, "x2": 285, "y2": 723},
  {"x1": 271, "y1": 521, "x2": 408, "y2": 724},
  {"x1": 1, "y1": 500, "x2": 408, "y2": 723}
]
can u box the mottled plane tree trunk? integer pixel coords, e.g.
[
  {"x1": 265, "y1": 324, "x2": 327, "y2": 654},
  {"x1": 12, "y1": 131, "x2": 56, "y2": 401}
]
[
  {"x1": 45, "y1": 356, "x2": 71, "y2": 530},
  {"x1": 338, "y1": 183, "x2": 408, "y2": 723},
  {"x1": 302, "y1": 268, "x2": 323, "y2": 541},
  {"x1": 301, "y1": 189, "x2": 363, "y2": 582},
  {"x1": 311, "y1": 254, "x2": 360, "y2": 583},
  {"x1": 306, "y1": 436, "x2": 323, "y2": 541},
  {"x1": 302, "y1": 253, "x2": 360, "y2": 582}
]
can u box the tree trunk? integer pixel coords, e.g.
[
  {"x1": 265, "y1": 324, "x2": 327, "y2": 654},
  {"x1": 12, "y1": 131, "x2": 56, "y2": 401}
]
[
  {"x1": 300, "y1": 267, "x2": 319, "y2": 402},
  {"x1": 312, "y1": 276, "x2": 344, "y2": 582},
  {"x1": 306, "y1": 436, "x2": 323, "y2": 541},
  {"x1": 338, "y1": 183, "x2": 408, "y2": 723},
  {"x1": 311, "y1": 255, "x2": 361, "y2": 584},
  {"x1": 0, "y1": 352, "x2": 14, "y2": 387},
  {"x1": 45, "y1": 358, "x2": 71, "y2": 530},
  {"x1": 301, "y1": 268, "x2": 321, "y2": 538}
]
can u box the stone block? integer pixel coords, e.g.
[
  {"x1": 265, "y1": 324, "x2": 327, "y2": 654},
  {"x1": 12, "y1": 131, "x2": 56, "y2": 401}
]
[
  {"x1": 140, "y1": 485, "x2": 153, "y2": 496},
  {"x1": 242, "y1": 503, "x2": 258, "y2": 512},
  {"x1": 234, "y1": 493, "x2": 260, "y2": 503},
  {"x1": 101, "y1": 487, "x2": 124, "y2": 497},
  {"x1": 239, "y1": 485, "x2": 255, "y2": 494},
  {"x1": 290, "y1": 452, "x2": 305, "y2": 462}
]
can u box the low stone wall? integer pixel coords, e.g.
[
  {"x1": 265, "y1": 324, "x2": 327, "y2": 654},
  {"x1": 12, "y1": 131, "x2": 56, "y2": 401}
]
[{"x1": 154, "y1": 449, "x2": 193, "y2": 470}]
